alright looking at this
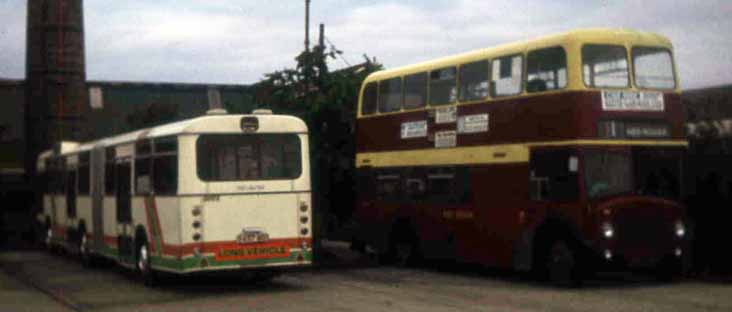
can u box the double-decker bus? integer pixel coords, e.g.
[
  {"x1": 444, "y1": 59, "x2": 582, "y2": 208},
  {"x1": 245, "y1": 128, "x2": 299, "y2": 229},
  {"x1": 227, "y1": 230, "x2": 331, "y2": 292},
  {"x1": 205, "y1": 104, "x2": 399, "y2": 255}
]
[
  {"x1": 352, "y1": 28, "x2": 688, "y2": 285},
  {"x1": 36, "y1": 110, "x2": 313, "y2": 285}
]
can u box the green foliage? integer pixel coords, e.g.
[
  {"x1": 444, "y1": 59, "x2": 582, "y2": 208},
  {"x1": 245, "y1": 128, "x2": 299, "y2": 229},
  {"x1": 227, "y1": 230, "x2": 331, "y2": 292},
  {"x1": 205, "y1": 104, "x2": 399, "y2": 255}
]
[{"x1": 253, "y1": 43, "x2": 382, "y2": 228}]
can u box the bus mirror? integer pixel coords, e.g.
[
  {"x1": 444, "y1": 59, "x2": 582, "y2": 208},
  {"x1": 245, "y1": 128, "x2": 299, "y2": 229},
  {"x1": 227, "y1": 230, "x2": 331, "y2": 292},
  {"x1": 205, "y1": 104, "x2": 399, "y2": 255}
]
[{"x1": 568, "y1": 156, "x2": 578, "y2": 173}]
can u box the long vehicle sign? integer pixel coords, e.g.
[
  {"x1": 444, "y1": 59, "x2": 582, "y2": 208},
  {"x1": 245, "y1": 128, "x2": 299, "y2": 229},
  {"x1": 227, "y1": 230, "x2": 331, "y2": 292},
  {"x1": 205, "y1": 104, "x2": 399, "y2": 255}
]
[{"x1": 216, "y1": 243, "x2": 291, "y2": 261}]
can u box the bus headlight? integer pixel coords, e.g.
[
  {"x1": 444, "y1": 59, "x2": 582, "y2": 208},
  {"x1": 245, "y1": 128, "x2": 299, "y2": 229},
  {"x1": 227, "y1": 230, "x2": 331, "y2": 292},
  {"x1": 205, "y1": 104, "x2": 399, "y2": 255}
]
[
  {"x1": 675, "y1": 221, "x2": 686, "y2": 238},
  {"x1": 602, "y1": 222, "x2": 614, "y2": 239}
]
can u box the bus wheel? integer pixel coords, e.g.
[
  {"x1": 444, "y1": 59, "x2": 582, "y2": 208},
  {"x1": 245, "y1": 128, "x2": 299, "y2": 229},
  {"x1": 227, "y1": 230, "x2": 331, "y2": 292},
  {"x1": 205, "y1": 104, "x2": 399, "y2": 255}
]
[
  {"x1": 79, "y1": 232, "x2": 93, "y2": 267},
  {"x1": 655, "y1": 257, "x2": 682, "y2": 282},
  {"x1": 136, "y1": 242, "x2": 158, "y2": 287},
  {"x1": 384, "y1": 230, "x2": 420, "y2": 267},
  {"x1": 547, "y1": 239, "x2": 583, "y2": 287},
  {"x1": 44, "y1": 225, "x2": 57, "y2": 254}
]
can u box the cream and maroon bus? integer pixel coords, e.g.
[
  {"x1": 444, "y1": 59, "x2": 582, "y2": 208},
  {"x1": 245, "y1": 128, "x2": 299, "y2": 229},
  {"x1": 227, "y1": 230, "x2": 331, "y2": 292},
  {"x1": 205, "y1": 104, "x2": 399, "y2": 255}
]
[{"x1": 36, "y1": 109, "x2": 312, "y2": 285}]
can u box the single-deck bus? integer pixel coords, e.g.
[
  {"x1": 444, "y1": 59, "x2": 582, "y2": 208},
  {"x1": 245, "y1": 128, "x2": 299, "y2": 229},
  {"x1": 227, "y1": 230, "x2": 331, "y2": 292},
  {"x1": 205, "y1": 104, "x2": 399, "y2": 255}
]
[
  {"x1": 352, "y1": 28, "x2": 688, "y2": 285},
  {"x1": 36, "y1": 110, "x2": 313, "y2": 285}
]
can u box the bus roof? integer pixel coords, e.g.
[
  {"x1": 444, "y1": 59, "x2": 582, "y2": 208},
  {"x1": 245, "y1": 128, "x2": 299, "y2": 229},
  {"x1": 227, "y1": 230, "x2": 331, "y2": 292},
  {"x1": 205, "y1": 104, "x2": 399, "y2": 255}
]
[
  {"x1": 364, "y1": 28, "x2": 673, "y2": 82},
  {"x1": 47, "y1": 114, "x2": 308, "y2": 157}
]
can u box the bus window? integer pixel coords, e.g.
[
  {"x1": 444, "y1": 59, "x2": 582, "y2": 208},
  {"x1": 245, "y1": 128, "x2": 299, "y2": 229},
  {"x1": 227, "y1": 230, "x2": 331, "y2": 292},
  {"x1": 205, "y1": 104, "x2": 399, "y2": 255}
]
[
  {"x1": 404, "y1": 72, "x2": 427, "y2": 109},
  {"x1": 361, "y1": 82, "x2": 378, "y2": 116},
  {"x1": 491, "y1": 55, "x2": 523, "y2": 97},
  {"x1": 429, "y1": 67, "x2": 457, "y2": 106},
  {"x1": 632, "y1": 47, "x2": 676, "y2": 89},
  {"x1": 153, "y1": 155, "x2": 177, "y2": 195},
  {"x1": 135, "y1": 157, "x2": 152, "y2": 194},
  {"x1": 529, "y1": 150, "x2": 579, "y2": 201},
  {"x1": 459, "y1": 60, "x2": 490, "y2": 101},
  {"x1": 582, "y1": 44, "x2": 629, "y2": 88},
  {"x1": 153, "y1": 138, "x2": 178, "y2": 195},
  {"x1": 105, "y1": 148, "x2": 115, "y2": 195},
  {"x1": 527, "y1": 46, "x2": 567, "y2": 92},
  {"x1": 403, "y1": 168, "x2": 426, "y2": 201},
  {"x1": 378, "y1": 77, "x2": 403, "y2": 113},
  {"x1": 426, "y1": 167, "x2": 461, "y2": 203},
  {"x1": 78, "y1": 152, "x2": 90, "y2": 195},
  {"x1": 197, "y1": 134, "x2": 302, "y2": 181},
  {"x1": 375, "y1": 173, "x2": 401, "y2": 201}
]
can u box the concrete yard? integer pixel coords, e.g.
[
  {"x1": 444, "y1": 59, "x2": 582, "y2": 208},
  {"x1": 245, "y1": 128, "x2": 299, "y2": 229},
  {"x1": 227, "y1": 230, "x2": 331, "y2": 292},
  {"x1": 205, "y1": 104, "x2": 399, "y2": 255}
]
[{"x1": 1, "y1": 243, "x2": 731, "y2": 312}]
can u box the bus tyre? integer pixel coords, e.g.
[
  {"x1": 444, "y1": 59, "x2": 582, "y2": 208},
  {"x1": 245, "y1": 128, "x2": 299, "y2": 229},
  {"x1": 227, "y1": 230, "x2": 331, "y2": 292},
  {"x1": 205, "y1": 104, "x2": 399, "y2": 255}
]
[
  {"x1": 79, "y1": 232, "x2": 92, "y2": 267},
  {"x1": 382, "y1": 229, "x2": 421, "y2": 267},
  {"x1": 655, "y1": 257, "x2": 682, "y2": 282},
  {"x1": 546, "y1": 239, "x2": 583, "y2": 288},
  {"x1": 136, "y1": 242, "x2": 158, "y2": 287}
]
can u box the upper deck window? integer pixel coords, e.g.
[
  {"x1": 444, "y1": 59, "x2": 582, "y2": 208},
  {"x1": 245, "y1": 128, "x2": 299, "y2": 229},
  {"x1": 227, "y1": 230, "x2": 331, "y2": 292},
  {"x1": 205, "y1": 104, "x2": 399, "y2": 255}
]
[
  {"x1": 459, "y1": 60, "x2": 490, "y2": 101},
  {"x1": 633, "y1": 47, "x2": 676, "y2": 90},
  {"x1": 429, "y1": 67, "x2": 457, "y2": 106},
  {"x1": 527, "y1": 47, "x2": 567, "y2": 92},
  {"x1": 404, "y1": 72, "x2": 427, "y2": 109},
  {"x1": 378, "y1": 77, "x2": 403, "y2": 113},
  {"x1": 361, "y1": 82, "x2": 378, "y2": 116},
  {"x1": 197, "y1": 134, "x2": 302, "y2": 182},
  {"x1": 582, "y1": 45, "x2": 629, "y2": 88},
  {"x1": 491, "y1": 55, "x2": 523, "y2": 97}
]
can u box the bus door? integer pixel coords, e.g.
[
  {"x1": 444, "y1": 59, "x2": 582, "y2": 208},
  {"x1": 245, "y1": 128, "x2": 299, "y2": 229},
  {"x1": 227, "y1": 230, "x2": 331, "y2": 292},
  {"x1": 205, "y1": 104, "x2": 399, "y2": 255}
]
[
  {"x1": 440, "y1": 167, "x2": 483, "y2": 262},
  {"x1": 90, "y1": 147, "x2": 105, "y2": 251},
  {"x1": 419, "y1": 168, "x2": 457, "y2": 259},
  {"x1": 66, "y1": 168, "x2": 77, "y2": 222},
  {"x1": 115, "y1": 160, "x2": 134, "y2": 264}
]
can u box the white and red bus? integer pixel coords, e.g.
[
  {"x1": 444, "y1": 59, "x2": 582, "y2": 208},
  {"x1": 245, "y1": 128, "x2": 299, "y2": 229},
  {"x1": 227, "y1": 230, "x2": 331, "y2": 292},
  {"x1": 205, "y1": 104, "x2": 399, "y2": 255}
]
[{"x1": 36, "y1": 109, "x2": 313, "y2": 285}]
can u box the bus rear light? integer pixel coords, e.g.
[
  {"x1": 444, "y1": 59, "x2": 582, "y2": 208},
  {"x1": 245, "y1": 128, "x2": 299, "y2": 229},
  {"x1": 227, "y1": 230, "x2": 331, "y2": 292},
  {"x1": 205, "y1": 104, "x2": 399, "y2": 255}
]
[
  {"x1": 193, "y1": 233, "x2": 202, "y2": 241},
  {"x1": 300, "y1": 228, "x2": 309, "y2": 236},
  {"x1": 675, "y1": 221, "x2": 686, "y2": 238},
  {"x1": 192, "y1": 206, "x2": 202, "y2": 216},
  {"x1": 604, "y1": 249, "x2": 613, "y2": 260},
  {"x1": 601, "y1": 222, "x2": 614, "y2": 239},
  {"x1": 300, "y1": 216, "x2": 309, "y2": 224},
  {"x1": 299, "y1": 202, "x2": 308, "y2": 212},
  {"x1": 192, "y1": 221, "x2": 201, "y2": 228}
]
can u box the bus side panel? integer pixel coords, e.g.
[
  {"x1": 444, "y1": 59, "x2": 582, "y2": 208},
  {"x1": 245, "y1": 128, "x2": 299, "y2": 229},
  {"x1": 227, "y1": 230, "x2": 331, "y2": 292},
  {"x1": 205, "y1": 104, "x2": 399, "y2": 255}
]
[
  {"x1": 466, "y1": 164, "x2": 529, "y2": 268},
  {"x1": 154, "y1": 196, "x2": 181, "y2": 255},
  {"x1": 76, "y1": 195, "x2": 92, "y2": 234},
  {"x1": 101, "y1": 196, "x2": 118, "y2": 257}
]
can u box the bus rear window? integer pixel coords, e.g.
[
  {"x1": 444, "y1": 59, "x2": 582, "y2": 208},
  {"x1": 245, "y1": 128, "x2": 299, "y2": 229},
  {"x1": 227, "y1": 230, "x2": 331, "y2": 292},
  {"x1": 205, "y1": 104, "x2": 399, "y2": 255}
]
[
  {"x1": 197, "y1": 134, "x2": 302, "y2": 181},
  {"x1": 582, "y1": 44, "x2": 629, "y2": 88},
  {"x1": 633, "y1": 47, "x2": 676, "y2": 89}
]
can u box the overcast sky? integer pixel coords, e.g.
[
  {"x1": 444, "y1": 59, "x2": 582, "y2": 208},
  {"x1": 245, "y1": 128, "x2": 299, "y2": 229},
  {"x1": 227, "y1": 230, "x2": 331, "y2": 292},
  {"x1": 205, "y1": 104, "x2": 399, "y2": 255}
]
[{"x1": 1, "y1": 0, "x2": 730, "y2": 89}]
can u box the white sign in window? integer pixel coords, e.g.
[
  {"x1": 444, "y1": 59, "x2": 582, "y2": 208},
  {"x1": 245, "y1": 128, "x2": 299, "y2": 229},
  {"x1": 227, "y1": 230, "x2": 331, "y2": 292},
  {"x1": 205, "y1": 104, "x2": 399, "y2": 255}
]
[
  {"x1": 435, "y1": 106, "x2": 457, "y2": 124},
  {"x1": 458, "y1": 113, "x2": 489, "y2": 134},
  {"x1": 400, "y1": 120, "x2": 428, "y2": 139},
  {"x1": 601, "y1": 90, "x2": 664, "y2": 112},
  {"x1": 435, "y1": 130, "x2": 457, "y2": 148}
]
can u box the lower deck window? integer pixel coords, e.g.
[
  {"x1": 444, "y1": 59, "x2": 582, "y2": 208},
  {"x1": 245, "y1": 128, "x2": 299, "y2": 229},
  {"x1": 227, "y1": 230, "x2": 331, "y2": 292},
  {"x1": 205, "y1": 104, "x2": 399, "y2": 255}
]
[{"x1": 197, "y1": 134, "x2": 302, "y2": 181}]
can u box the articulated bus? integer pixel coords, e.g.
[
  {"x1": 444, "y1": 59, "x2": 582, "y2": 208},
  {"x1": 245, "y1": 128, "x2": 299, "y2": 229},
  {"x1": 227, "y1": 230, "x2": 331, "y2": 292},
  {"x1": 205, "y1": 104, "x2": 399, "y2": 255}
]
[
  {"x1": 36, "y1": 110, "x2": 313, "y2": 285},
  {"x1": 352, "y1": 29, "x2": 688, "y2": 285}
]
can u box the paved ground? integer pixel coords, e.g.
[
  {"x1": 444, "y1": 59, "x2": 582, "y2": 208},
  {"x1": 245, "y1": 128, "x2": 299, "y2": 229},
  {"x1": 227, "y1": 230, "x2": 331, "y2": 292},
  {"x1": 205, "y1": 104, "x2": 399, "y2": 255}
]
[{"x1": 1, "y1": 242, "x2": 732, "y2": 312}]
